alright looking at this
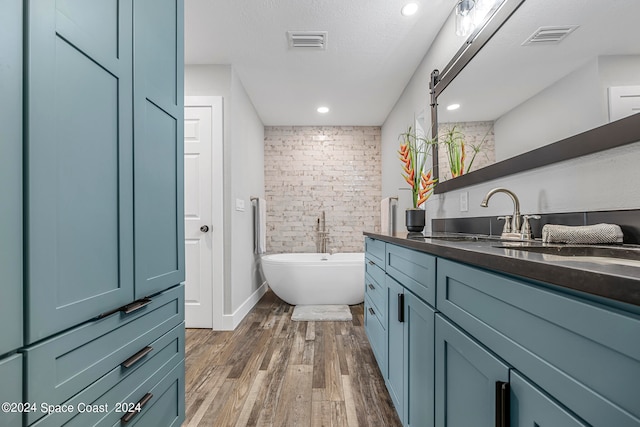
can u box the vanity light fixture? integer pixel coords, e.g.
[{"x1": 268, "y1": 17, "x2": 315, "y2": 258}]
[
  {"x1": 455, "y1": 0, "x2": 497, "y2": 37},
  {"x1": 447, "y1": 103, "x2": 461, "y2": 111},
  {"x1": 317, "y1": 106, "x2": 330, "y2": 114},
  {"x1": 455, "y1": 0, "x2": 476, "y2": 36},
  {"x1": 401, "y1": 2, "x2": 419, "y2": 16}
]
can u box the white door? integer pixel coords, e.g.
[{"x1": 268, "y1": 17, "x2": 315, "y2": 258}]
[{"x1": 184, "y1": 97, "x2": 223, "y2": 328}]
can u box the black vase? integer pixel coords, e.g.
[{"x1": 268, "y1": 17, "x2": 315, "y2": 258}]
[{"x1": 405, "y1": 208, "x2": 425, "y2": 232}]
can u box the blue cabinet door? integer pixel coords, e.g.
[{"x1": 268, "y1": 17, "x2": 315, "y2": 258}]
[
  {"x1": 386, "y1": 276, "x2": 404, "y2": 420},
  {"x1": 133, "y1": 0, "x2": 185, "y2": 298},
  {"x1": 435, "y1": 314, "x2": 509, "y2": 427},
  {"x1": 0, "y1": 0, "x2": 23, "y2": 355},
  {"x1": 26, "y1": 0, "x2": 135, "y2": 343},
  {"x1": 404, "y1": 292, "x2": 435, "y2": 427},
  {"x1": 0, "y1": 354, "x2": 22, "y2": 427},
  {"x1": 510, "y1": 371, "x2": 588, "y2": 426}
]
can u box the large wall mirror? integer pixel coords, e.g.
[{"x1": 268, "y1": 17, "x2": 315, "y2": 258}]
[{"x1": 431, "y1": 0, "x2": 640, "y2": 193}]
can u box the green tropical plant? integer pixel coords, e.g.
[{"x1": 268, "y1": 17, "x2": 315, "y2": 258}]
[
  {"x1": 439, "y1": 124, "x2": 490, "y2": 178},
  {"x1": 398, "y1": 126, "x2": 437, "y2": 208}
]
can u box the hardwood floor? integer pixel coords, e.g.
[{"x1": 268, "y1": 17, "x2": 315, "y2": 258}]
[{"x1": 184, "y1": 291, "x2": 402, "y2": 427}]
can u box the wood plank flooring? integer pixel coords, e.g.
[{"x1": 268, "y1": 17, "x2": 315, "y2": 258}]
[{"x1": 184, "y1": 291, "x2": 402, "y2": 427}]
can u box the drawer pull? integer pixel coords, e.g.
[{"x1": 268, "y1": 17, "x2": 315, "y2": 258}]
[
  {"x1": 368, "y1": 283, "x2": 375, "y2": 290},
  {"x1": 398, "y1": 293, "x2": 404, "y2": 323},
  {"x1": 121, "y1": 298, "x2": 153, "y2": 314},
  {"x1": 121, "y1": 392, "x2": 153, "y2": 424},
  {"x1": 368, "y1": 307, "x2": 375, "y2": 315},
  {"x1": 98, "y1": 297, "x2": 153, "y2": 319},
  {"x1": 368, "y1": 260, "x2": 375, "y2": 266},
  {"x1": 495, "y1": 381, "x2": 510, "y2": 427},
  {"x1": 121, "y1": 346, "x2": 153, "y2": 368}
]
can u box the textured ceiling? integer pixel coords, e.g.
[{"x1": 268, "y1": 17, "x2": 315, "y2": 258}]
[{"x1": 185, "y1": 0, "x2": 453, "y2": 126}]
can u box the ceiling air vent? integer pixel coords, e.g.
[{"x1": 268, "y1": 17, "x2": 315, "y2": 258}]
[
  {"x1": 287, "y1": 31, "x2": 327, "y2": 49},
  {"x1": 522, "y1": 25, "x2": 579, "y2": 46}
]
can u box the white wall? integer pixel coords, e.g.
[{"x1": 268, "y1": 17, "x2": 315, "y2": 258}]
[
  {"x1": 382, "y1": 10, "x2": 640, "y2": 232},
  {"x1": 494, "y1": 58, "x2": 602, "y2": 161},
  {"x1": 185, "y1": 65, "x2": 266, "y2": 328},
  {"x1": 382, "y1": 10, "x2": 464, "y2": 231},
  {"x1": 230, "y1": 69, "x2": 266, "y2": 320}
]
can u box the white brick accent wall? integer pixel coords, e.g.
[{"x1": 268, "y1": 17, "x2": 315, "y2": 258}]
[{"x1": 264, "y1": 126, "x2": 382, "y2": 253}]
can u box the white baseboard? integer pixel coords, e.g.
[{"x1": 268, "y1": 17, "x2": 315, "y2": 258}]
[{"x1": 221, "y1": 282, "x2": 268, "y2": 330}]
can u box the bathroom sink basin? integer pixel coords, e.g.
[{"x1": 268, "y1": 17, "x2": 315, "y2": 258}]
[
  {"x1": 494, "y1": 244, "x2": 640, "y2": 267},
  {"x1": 411, "y1": 233, "x2": 499, "y2": 242}
]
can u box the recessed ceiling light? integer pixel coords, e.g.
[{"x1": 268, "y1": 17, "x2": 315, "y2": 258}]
[
  {"x1": 447, "y1": 103, "x2": 461, "y2": 111},
  {"x1": 317, "y1": 106, "x2": 330, "y2": 114},
  {"x1": 401, "y1": 3, "x2": 419, "y2": 16}
]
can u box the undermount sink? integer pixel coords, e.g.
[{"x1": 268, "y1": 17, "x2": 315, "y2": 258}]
[
  {"x1": 494, "y1": 244, "x2": 640, "y2": 267},
  {"x1": 411, "y1": 233, "x2": 500, "y2": 242}
]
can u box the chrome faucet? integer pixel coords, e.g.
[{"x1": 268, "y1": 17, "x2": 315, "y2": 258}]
[
  {"x1": 318, "y1": 211, "x2": 329, "y2": 253},
  {"x1": 481, "y1": 187, "x2": 530, "y2": 240}
]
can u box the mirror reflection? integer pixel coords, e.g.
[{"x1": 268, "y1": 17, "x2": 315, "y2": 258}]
[{"x1": 436, "y1": 0, "x2": 640, "y2": 182}]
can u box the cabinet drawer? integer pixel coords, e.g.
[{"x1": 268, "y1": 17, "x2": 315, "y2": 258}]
[
  {"x1": 365, "y1": 272, "x2": 386, "y2": 323},
  {"x1": 25, "y1": 284, "x2": 184, "y2": 424},
  {"x1": 437, "y1": 259, "x2": 640, "y2": 427},
  {"x1": 121, "y1": 359, "x2": 185, "y2": 427},
  {"x1": 386, "y1": 244, "x2": 436, "y2": 306},
  {"x1": 365, "y1": 254, "x2": 385, "y2": 285},
  {"x1": 31, "y1": 322, "x2": 184, "y2": 426},
  {"x1": 0, "y1": 353, "x2": 22, "y2": 427},
  {"x1": 365, "y1": 237, "x2": 385, "y2": 266},
  {"x1": 365, "y1": 296, "x2": 387, "y2": 370}
]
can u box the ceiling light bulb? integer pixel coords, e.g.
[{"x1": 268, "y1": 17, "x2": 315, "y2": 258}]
[
  {"x1": 447, "y1": 104, "x2": 461, "y2": 111},
  {"x1": 317, "y1": 106, "x2": 330, "y2": 114},
  {"x1": 401, "y1": 3, "x2": 419, "y2": 16}
]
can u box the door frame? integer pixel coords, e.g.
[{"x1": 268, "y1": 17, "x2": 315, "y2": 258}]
[{"x1": 184, "y1": 96, "x2": 224, "y2": 329}]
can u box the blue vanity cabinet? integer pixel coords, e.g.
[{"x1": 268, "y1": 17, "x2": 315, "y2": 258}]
[
  {"x1": 25, "y1": 0, "x2": 135, "y2": 343},
  {"x1": 386, "y1": 276, "x2": 405, "y2": 416},
  {"x1": 435, "y1": 315, "x2": 509, "y2": 427},
  {"x1": 385, "y1": 245, "x2": 437, "y2": 427},
  {"x1": 0, "y1": 0, "x2": 23, "y2": 355},
  {"x1": 385, "y1": 243, "x2": 436, "y2": 306},
  {"x1": 437, "y1": 258, "x2": 640, "y2": 426},
  {"x1": 365, "y1": 238, "x2": 388, "y2": 370},
  {"x1": 133, "y1": 0, "x2": 185, "y2": 298},
  {"x1": 365, "y1": 236, "x2": 386, "y2": 266},
  {"x1": 403, "y1": 291, "x2": 435, "y2": 427},
  {"x1": 386, "y1": 276, "x2": 437, "y2": 426}
]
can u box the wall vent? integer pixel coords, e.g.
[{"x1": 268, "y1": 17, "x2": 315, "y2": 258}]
[
  {"x1": 287, "y1": 31, "x2": 327, "y2": 49},
  {"x1": 522, "y1": 25, "x2": 579, "y2": 45}
]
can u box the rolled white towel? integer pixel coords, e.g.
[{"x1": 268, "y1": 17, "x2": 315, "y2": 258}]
[{"x1": 541, "y1": 223, "x2": 623, "y2": 244}]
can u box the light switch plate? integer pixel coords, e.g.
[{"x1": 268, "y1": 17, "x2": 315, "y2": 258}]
[
  {"x1": 460, "y1": 191, "x2": 469, "y2": 212},
  {"x1": 235, "y1": 198, "x2": 245, "y2": 212}
]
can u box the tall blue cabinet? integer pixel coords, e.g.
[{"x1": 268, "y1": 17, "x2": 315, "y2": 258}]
[
  {"x1": 1, "y1": 1, "x2": 185, "y2": 425},
  {"x1": 0, "y1": 2, "x2": 24, "y2": 426}
]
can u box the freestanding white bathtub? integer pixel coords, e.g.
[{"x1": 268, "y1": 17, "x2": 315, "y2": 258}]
[{"x1": 261, "y1": 253, "x2": 365, "y2": 305}]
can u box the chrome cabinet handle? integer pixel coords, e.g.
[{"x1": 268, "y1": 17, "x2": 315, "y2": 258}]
[
  {"x1": 368, "y1": 284, "x2": 375, "y2": 290},
  {"x1": 200, "y1": 225, "x2": 210, "y2": 232},
  {"x1": 368, "y1": 307, "x2": 375, "y2": 315}
]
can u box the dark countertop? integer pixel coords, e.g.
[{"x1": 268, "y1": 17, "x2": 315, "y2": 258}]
[{"x1": 364, "y1": 231, "x2": 640, "y2": 308}]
